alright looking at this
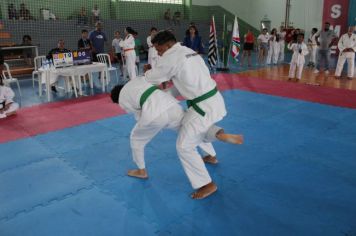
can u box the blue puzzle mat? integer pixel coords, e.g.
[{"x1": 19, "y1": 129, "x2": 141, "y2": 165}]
[{"x1": 0, "y1": 89, "x2": 355, "y2": 236}]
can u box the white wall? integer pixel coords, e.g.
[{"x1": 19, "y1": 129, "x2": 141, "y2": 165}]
[
  {"x1": 192, "y1": 0, "x2": 216, "y2": 6},
  {"x1": 196, "y1": 0, "x2": 324, "y2": 33}
]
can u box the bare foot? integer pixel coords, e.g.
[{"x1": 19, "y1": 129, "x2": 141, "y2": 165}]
[
  {"x1": 127, "y1": 169, "x2": 148, "y2": 179},
  {"x1": 5, "y1": 111, "x2": 17, "y2": 117},
  {"x1": 216, "y1": 130, "x2": 244, "y2": 145},
  {"x1": 203, "y1": 155, "x2": 218, "y2": 164},
  {"x1": 191, "y1": 182, "x2": 217, "y2": 199}
]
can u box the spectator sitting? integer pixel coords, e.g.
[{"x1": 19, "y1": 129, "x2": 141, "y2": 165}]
[
  {"x1": 0, "y1": 50, "x2": 19, "y2": 119},
  {"x1": 91, "y1": 4, "x2": 100, "y2": 24},
  {"x1": 164, "y1": 9, "x2": 172, "y2": 24},
  {"x1": 47, "y1": 39, "x2": 71, "y2": 60},
  {"x1": 0, "y1": 77, "x2": 19, "y2": 119},
  {"x1": 173, "y1": 11, "x2": 181, "y2": 26},
  {"x1": 8, "y1": 3, "x2": 18, "y2": 20},
  {"x1": 21, "y1": 35, "x2": 33, "y2": 66},
  {"x1": 183, "y1": 25, "x2": 204, "y2": 54},
  {"x1": 19, "y1": 3, "x2": 32, "y2": 20},
  {"x1": 46, "y1": 39, "x2": 71, "y2": 92},
  {"x1": 78, "y1": 29, "x2": 92, "y2": 50},
  {"x1": 78, "y1": 7, "x2": 88, "y2": 25}
]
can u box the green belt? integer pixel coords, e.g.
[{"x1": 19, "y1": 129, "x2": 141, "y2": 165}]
[
  {"x1": 140, "y1": 86, "x2": 159, "y2": 108},
  {"x1": 186, "y1": 87, "x2": 218, "y2": 116}
]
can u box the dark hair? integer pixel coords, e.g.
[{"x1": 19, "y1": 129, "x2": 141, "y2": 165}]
[
  {"x1": 126, "y1": 27, "x2": 136, "y2": 35},
  {"x1": 325, "y1": 22, "x2": 330, "y2": 25},
  {"x1": 110, "y1": 85, "x2": 125, "y2": 104},
  {"x1": 81, "y1": 29, "x2": 88, "y2": 33},
  {"x1": 0, "y1": 76, "x2": 3, "y2": 86},
  {"x1": 22, "y1": 35, "x2": 32, "y2": 41},
  {"x1": 151, "y1": 30, "x2": 176, "y2": 45},
  {"x1": 187, "y1": 25, "x2": 199, "y2": 36},
  {"x1": 150, "y1": 27, "x2": 157, "y2": 32},
  {"x1": 298, "y1": 33, "x2": 305, "y2": 38},
  {"x1": 312, "y1": 28, "x2": 318, "y2": 33}
]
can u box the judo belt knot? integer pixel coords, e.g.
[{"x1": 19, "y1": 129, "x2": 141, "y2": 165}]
[{"x1": 187, "y1": 87, "x2": 218, "y2": 117}]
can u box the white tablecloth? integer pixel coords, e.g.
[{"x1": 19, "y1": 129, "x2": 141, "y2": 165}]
[{"x1": 39, "y1": 62, "x2": 107, "y2": 101}]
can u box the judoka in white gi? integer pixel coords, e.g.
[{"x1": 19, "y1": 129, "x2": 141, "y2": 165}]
[
  {"x1": 307, "y1": 28, "x2": 318, "y2": 67},
  {"x1": 110, "y1": 78, "x2": 243, "y2": 180},
  {"x1": 278, "y1": 26, "x2": 287, "y2": 63},
  {"x1": 288, "y1": 33, "x2": 309, "y2": 81},
  {"x1": 119, "y1": 27, "x2": 137, "y2": 80},
  {"x1": 144, "y1": 30, "x2": 243, "y2": 199},
  {"x1": 0, "y1": 79, "x2": 19, "y2": 119},
  {"x1": 266, "y1": 28, "x2": 280, "y2": 65},
  {"x1": 147, "y1": 27, "x2": 159, "y2": 68},
  {"x1": 335, "y1": 26, "x2": 356, "y2": 80}
]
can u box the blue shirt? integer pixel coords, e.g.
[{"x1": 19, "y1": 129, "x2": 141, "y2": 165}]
[
  {"x1": 183, "y1": 35, "x2": 204, "y2": 53},
  {"x1": 89, "y1": 30, "x2": 107, "y2": 53}
]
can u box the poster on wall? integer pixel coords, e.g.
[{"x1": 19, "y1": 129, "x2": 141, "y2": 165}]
[{"x1": 322, "y1": 0, "x2": 349, "y2": 54}]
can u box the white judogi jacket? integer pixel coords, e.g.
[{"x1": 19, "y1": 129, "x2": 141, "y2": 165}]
[
  {"x1": 119, "y1": 77, "x2": 178, "y2": 126},
  {"x1": 288, "y1": 42, "x2": 309, "y2": 65},
  {"x1": 144, "y1": 43, "x2": 226, "y2": 123},
  {"x1": 119, "y1": 34, "x2": 135, "y2": 53},
  {"x1": 338, "y1": 33, "x2": 356, "y2": 54},
  {"x1": 0, "y1": 85, "x2": 15, "y2": 109}
]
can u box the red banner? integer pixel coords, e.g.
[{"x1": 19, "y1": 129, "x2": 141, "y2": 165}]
[{"x1": 322, "y1": 0, "x2": 349, "y2": 54}]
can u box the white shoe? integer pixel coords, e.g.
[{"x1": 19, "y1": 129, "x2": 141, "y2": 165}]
[
  {"x1": 0, "y1": 113, "x2": 7, "y2": 119},
  {"x1": 313, "y1": 69, "x2": 319, "y2": 74},
  {"x1": 325, "y1": 70, "x2": 330, "y2": 75}
]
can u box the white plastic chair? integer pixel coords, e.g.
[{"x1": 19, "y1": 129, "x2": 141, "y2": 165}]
[
  {"x1": 2, "y1": 63, "x2": 21, "y2": 97},
  {"x1": 32, "y1": 55, "x2": 46, "y2": 94},
  {"x1": 96, "y1": 53, "x2": 119, "y2": 84}
]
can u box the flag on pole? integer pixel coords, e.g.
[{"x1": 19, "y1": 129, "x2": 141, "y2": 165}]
[
  {"x1": 208, "y1": 16, "x2": 218, "y2": 67},
  {"x1": 231, "y1": 16, "x2": 241, "y2": 62}
]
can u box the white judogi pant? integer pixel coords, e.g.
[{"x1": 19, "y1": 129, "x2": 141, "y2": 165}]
[
  {"x1": 0, "y1": 102, "x2": 19, "y2": 118},
  {"x1": 279, "y1": 40, "x2": 285, "y2": 62},
  {"x1": 335, "y1": 52, "x2": 355, "y2": 78},
  {"x1": 267, "y1": 41, "x2": 280, "y2": 64},
  {"x1": 0, "y1": 85, "x2": 19, "y2": 118},
  {"x1": 130, "y1": 104, "x2": 217, "y2": 170},
  {"x1": 289, "y1": 63, "x2": 304, "y2": 79},
  {"x1": 125, "y1": 50, "x2": 137, "y2": 80},
  {"x1": 310, "y1": 45, "x2": 318, "y2": 64}
]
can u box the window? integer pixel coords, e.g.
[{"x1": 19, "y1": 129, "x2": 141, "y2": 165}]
[{"x1": 120, "y1": 0, "x2": 183, "y2": 4}]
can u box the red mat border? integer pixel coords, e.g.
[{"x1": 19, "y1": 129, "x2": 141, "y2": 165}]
[{"x1": 1, "y1": 74, "x2": 355, "y2": 144}]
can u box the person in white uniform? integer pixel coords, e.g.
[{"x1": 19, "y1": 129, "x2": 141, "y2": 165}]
[
  {"x1": 144, "y1": 30, "x2": 243, "y2": 199},
  {"x1": 110, "y1": 78, "x2": 243, "y2": 179},
  {"x1": 278, "y1": 26, "x2": 287, "y2": 63},
  {"x1": 119, "y1": 27, "x2": 137, "y2": 80},
  {"x1": 288, "y1": 33, "x2": 309, "y2": 81},
  {"x1": 307, "y1": 28, "x2": 318, "y2": 67},
  {"x1": 266, "y1": 28, "x2": 280, "y2": 65},
  {"x1": 147, "y1": 27, "x2": 159, "y2": 68},
  {"x1": 0, "y1": 78, "x2": 19, "y2": 119},
  {"x1": 335, "y1": 26, "x2": 356, "y2": 80}
]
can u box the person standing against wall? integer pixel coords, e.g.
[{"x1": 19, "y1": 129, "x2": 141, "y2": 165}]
[
  {"x1": 89, "y1": 21, "x2": 107, "y2": 62},
  {"x1": 241, "y1": 29, "x2": 254, "y2": 67},
  {"x1": 313, "y1": 22, "x2": 337, "y2": 75}
]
